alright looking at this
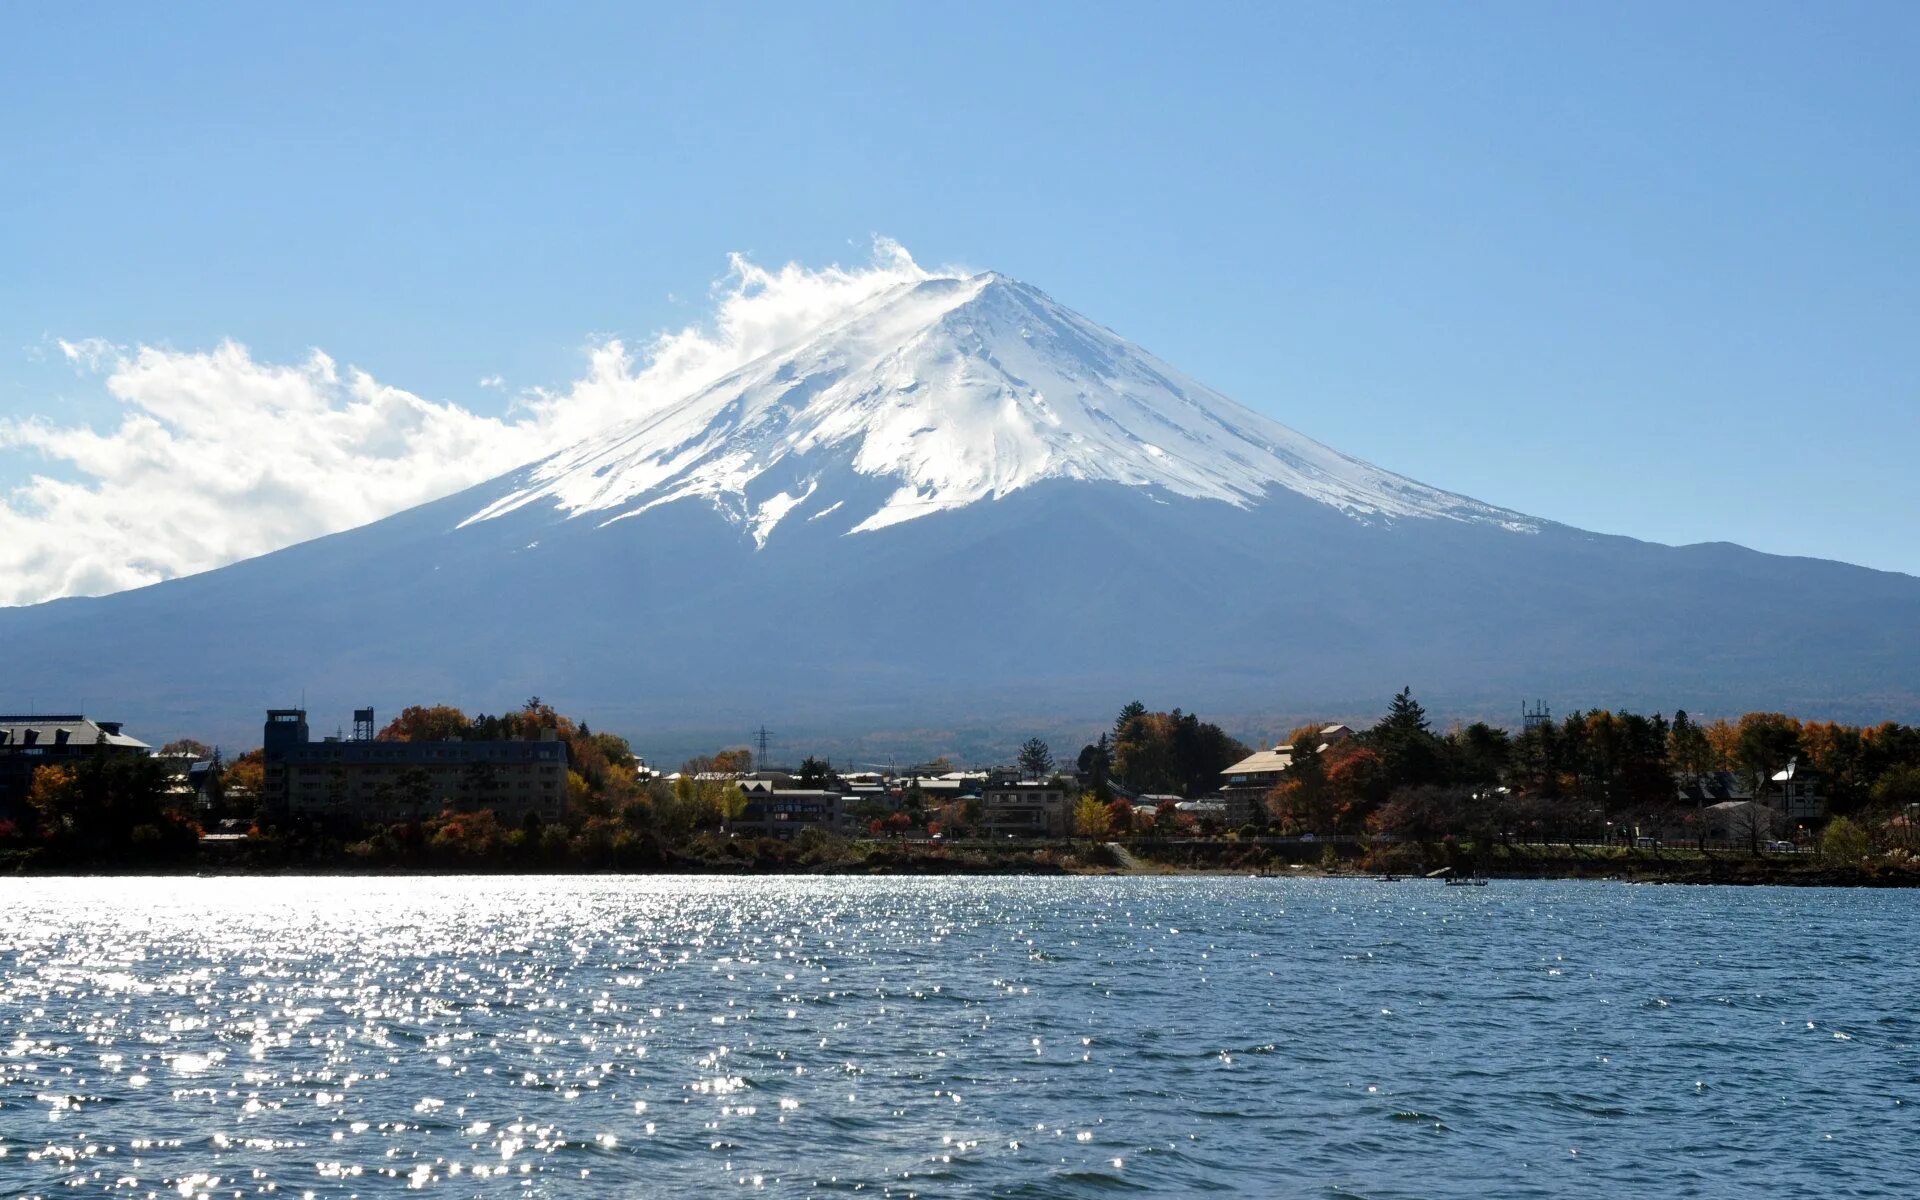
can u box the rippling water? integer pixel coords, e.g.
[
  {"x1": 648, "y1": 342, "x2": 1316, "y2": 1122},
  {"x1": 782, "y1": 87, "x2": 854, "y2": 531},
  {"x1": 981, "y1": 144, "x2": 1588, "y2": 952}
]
[{"x1": 1, "y1": 876, "x2": 1914, "y2": 1198}]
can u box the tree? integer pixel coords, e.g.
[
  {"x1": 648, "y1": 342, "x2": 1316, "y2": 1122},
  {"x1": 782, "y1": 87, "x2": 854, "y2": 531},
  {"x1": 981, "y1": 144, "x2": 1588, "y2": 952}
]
[
  {"x1": 1735, "y1": 713, "x2": 1803, "y2": 795},
  {"x1": 379, "y1": 766, "x2": 430, "y2": 819},
  {"x1": 1076, "y1": 735, "x2": 1113, "y2": 800},
  {"x1": 1268, "y1": 738, "x2": 1329, "y2": 833},
  {"x1": 458, "y1": 760, "x2": 501, "y2": 811},
  {"x1": 27, "y1": 750, "x2": 188, "y2": 856},
  {"x1": 220, "y1": 750, "x2": 265, "y2": 816},
  {"x1": 1871, "y1": 764, "x2": 1920, "y2": 813},
  {"x1": 1283, "y1": 722, "x2": 1329, "y2": 750},
  {"x1": 1368, "y1": 688, "x2": 1442, "y2": 789},
  {"x1": 1322, "y1": 744, "x2": 1391, "y2": 831},
  {"x1": 1017, "y1": 738, "x2": 1055, "y2": 780},
  {"x1": 377, "y1": 705, "x2": 472, "y2": 743},
  {"x1": 1669, "y1": 710, "x2": 1713, "y2": 782},
  {"x1": 1368, "y1": 785, "x2": 1468, "y2": 846},
  {"x1": 1821, "y1": 816, "x2": 1869, "y2": 863},
  {"x1": 1110, "y1": 706, "x2": 1250, "y2": 796},
  {"x1": 716, "y1": 783, "x2": 749, "y2": 832},
  {"x1": 1445, "y1": 722, "x2": 1512, "y2": 786},
  {"x1": 1073, "y1": 793, "x2": 1109, "y2": 840},
  {"x1": 160, "y1": 738, "x2": 213, "y2": 758},
  {"x1": 797, "y1": 756, "x2": 834, "y2": 788}
]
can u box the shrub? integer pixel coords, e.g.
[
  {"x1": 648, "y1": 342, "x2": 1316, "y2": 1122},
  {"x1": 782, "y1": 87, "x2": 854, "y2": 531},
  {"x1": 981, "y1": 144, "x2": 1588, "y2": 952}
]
[{"x1": 1821, "y1": 816, "x2": 1870, "y2": 863}]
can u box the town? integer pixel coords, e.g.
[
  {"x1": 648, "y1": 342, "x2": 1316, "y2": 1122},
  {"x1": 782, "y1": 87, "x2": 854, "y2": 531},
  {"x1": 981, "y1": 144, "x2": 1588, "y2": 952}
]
[{"x1": 3, "y1": 691, "x2": 1918, "y2": 881}]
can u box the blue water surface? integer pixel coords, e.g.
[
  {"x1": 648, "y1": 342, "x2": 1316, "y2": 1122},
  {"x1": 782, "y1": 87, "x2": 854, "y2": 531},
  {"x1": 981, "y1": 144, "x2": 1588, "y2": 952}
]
[{"x1": 0, "y1": 875, "x2": 1914, "y2": 1198}]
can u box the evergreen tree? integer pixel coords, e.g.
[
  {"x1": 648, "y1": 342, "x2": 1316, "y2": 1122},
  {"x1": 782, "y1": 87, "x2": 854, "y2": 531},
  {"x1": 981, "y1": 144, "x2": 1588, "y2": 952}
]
[
  {"x1": 1368, "y1": 688, "x2": 1442, "y2": 789},
  {"x1": 798, "y1": 756, "x2": 833, "y2": 788},
  {"x1": 1017, "y1": 738, "x2": 1055, "y2": 780},
  {"x1": 1076, "y1": 734, "x2": 1113, "y2": 801}
]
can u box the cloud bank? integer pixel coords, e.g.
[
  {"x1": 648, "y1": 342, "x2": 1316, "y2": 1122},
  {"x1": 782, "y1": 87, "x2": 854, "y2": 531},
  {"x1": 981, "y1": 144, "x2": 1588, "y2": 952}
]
[{"x1": 0, "y1": 239, "x2": 935, "y2": 607}]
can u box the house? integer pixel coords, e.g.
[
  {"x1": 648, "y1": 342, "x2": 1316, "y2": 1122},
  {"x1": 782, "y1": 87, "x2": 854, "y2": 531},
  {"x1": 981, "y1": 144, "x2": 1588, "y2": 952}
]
[
  {"x1": 1175, "y1": 799, "x2": 1228, "y2": 822},
  {"x1": 1676, "y1": 771, "x2": 1752, "y2": 806},
  {"x1": 261, "y1": 708, "x2": 570, "y2": 824},
  {"x1": 982, "y1": 780, "x2": 1069, "y2": 838},
  {"x1": 1762, "y1": 758, "x2": 1826, "y2": 823},
  {"x1": 158, "y1": 753, "x2": 212, "y2": 811},
  {"x1": 1218, "y1": 724, "x2": 1354, "y2": 825},
  {"x1": 0, "y1": 714, "x2": 151, "y2": 821},
  {"x1": 735, "y1": 778, "x2": 843, "y2": 837},
  {"x1": 1703, "y1": 800, "x2": 1776, "y2": 846}
]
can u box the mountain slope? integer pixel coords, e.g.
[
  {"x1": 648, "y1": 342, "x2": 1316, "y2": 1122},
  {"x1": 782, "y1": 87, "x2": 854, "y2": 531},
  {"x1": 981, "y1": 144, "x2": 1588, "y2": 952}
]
[
  {"x1": 3, "y1": 270, "x2": 1916, "y2": 758},
  {"x1": 465, "y1": 273, "x2": 1536, "y2": 542}
]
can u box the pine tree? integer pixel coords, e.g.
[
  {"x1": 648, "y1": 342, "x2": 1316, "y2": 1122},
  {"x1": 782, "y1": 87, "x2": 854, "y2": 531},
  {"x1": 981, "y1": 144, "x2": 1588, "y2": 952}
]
[
  {"x1": 1017, "y1": 738, "x2": 1055, "y2": 780},
  {"x1": 1369, "y1": 688, "x2": 1441, "y2": 789}
]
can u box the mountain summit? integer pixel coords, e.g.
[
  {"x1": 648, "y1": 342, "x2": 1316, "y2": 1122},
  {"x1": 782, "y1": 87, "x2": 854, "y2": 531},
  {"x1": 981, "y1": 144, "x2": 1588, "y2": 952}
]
[
  {"x1": 4, "y1": 270, "x2": 1917, "y2": 756},
  {"x1": 466, "y1": 273, "x2": 1534, "y2": 544}
]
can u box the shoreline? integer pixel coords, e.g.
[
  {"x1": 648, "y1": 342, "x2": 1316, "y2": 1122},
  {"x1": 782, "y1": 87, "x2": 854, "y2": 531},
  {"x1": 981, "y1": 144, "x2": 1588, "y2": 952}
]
[{"x1": 4, "y1": 845, "x2": 1915, "y2": 888}]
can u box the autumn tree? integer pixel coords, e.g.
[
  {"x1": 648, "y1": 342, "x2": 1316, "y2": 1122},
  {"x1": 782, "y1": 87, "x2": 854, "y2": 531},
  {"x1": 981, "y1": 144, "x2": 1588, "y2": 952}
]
[
  {"x1": 1268, "y1": 740, "x2": 1330, "y2": 833},
  {"x1": 1669, "y1": 711, "x2": 1714, "y2": 783},
  {"x1": 1368, "y1": 785, "x2": 1468, "y2": 849},
  {"x1": 160, "y1": 738, "x2": 213, "y2": 758},
  {"x1": 218, "y1": 749, "x2": 265, "y2": 818},
  {"x1": 1111, "y1": 704, "x2": 1249, "y2": 796},
  {"x1": 1284, "y1": 722, "x2": 1330, "y2": 750},
  {"x1": 1073, "y1": 793, "x2": 1109, "y2": 840},
  {"x1": 1322, "y1": 743, "x2": 1391, "y2": 832},
  {"x1": 1735, "y1": 713, "x2": 1803, "y2": 795},
  {"x1": 377, "y1": 705, "x2": 473, "y2": 743},
  {"x1": 27, "y1": 750, "x2": 192, "y2": 858}
]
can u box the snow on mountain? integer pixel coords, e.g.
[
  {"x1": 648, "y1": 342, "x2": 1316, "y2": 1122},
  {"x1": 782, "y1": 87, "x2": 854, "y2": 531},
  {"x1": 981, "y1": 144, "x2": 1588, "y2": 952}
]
[{"x1": 462, "y1": 272, "x2": 1538, "y2": 544}]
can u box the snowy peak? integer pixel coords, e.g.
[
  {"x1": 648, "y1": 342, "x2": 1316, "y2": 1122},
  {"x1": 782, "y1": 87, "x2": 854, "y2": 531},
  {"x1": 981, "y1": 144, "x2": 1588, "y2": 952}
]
[{"x1": 464, "y1": 271, "x2": 1535, "y2": 543}]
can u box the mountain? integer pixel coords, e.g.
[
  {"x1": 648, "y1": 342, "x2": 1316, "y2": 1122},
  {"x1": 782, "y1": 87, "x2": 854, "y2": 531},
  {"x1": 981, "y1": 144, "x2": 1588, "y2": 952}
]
[
  {"x1": 466, "y1": 273, "x2": 1533, "y2": 540},
  {"x1": 5, "y1": 271, "x2": 1919, "y2": 759}
]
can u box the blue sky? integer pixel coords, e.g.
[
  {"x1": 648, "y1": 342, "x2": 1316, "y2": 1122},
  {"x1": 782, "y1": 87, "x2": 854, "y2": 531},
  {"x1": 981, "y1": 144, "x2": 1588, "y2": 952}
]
[{"x1": 3, "y1": 1, "x2": 1917, "y2": 593}]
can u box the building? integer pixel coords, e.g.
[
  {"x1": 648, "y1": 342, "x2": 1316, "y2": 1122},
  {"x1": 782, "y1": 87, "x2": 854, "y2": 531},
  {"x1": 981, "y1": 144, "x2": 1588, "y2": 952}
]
[
  {"x1": 1762, "y1": 758, "x2": 1826, "y2": 823},
  {"x1": 0, "y1": 714, "x2": 151, "y2": 821},
  {"x1": 735, "y1": 778, "x2": 843, "y2": 837},
  {"x1": 1703, "y1": 800, "x2": 1776, "y2": 846},
  {"x1": 982, "y1": 779, "x2": 1068, "y2": 838},
  {"x1": 1676, "y1": 771, "x2": 1752, "y2": 807},
  {"x1": 261, "y1": 708, "x2": 569, "y2": 824},
  {"x1": 158, "y1": 753, "x2": 224, "y2": 813},
  {"x1": 1218, "y1": 724, "x2": 1354, "y2": 825}
]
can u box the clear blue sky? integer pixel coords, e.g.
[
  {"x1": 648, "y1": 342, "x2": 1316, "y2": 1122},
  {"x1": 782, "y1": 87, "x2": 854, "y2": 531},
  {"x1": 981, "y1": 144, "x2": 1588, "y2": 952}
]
[{"x1": 4, "y1": 2, "x2": 1916, "y2": 572}]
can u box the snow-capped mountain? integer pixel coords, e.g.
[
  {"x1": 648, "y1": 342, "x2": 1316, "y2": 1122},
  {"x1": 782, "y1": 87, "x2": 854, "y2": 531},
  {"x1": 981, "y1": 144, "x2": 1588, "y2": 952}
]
[
  {"x1": 465, "y1": 273, "x2": 1535, "y2": 543},
  {"x1": 4, "y1": 270, "x2": 1918, "y2": 758}
]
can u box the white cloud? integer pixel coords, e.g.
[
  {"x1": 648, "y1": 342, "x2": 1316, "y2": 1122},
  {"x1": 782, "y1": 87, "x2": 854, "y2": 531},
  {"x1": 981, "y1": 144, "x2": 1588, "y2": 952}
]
[{"x1": 0, "y1": 238, "x2": 938, "y2": 607}]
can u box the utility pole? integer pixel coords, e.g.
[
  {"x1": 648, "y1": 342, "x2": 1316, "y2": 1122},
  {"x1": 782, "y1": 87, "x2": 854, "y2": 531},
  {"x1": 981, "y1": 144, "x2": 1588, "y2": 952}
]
[{"x1": 755, "y1": 725, "x2": 772, "y2": 771}]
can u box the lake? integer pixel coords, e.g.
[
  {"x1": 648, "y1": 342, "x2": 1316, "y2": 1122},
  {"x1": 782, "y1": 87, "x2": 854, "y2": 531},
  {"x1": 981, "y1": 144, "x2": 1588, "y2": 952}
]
[{"x1": 1, "y1": 875, "x2": 1914, "y2": 1197}]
